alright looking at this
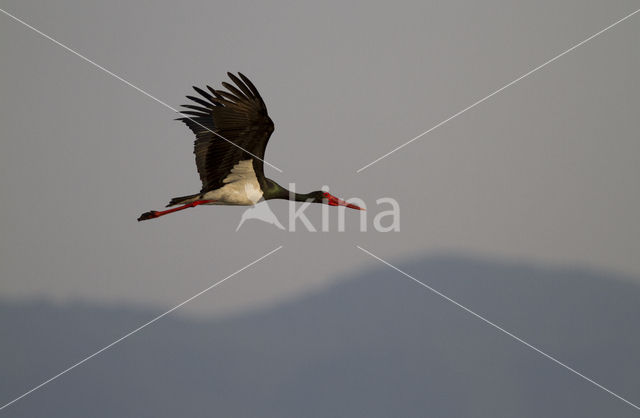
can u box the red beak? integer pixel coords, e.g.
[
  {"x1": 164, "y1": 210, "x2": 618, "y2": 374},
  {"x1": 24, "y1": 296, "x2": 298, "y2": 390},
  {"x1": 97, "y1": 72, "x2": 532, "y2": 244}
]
[{"x1": 323, "y1": 193, "x2": 365, "y2": 210}]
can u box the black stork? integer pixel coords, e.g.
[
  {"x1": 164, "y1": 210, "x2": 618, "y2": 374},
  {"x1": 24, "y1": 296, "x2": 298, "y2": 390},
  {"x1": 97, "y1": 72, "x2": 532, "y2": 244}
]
[{"x1": 138, "y1": 72, "x2": 363, "y2": 222}]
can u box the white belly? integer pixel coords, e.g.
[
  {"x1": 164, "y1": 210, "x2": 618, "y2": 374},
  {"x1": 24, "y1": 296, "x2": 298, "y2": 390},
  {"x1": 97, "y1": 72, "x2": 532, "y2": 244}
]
[{"x1": 202, "y1": 159, "x2": 264, "y2": 205}]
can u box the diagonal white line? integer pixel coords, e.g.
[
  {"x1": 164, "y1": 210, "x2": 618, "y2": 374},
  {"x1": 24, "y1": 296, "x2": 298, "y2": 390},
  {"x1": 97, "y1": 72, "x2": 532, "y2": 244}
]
[
  {"x1": 356, "y1": 8, "x2": 640, "y2": 173},
  {"x1": 0, "y1": 245, "x2": 283, "y2": 412},
  {"x1": 0, "y1": 8, "x2": 283, "y2": 173},
  {"x1": 356, "y1": 245, "x2": 640, "y2": 411}
]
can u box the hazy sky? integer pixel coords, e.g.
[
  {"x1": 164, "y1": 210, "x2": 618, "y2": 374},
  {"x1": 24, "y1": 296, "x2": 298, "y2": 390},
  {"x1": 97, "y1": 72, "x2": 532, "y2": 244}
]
[{"x1": 1, "y1": 0, "x2": 639, "y2": 316}]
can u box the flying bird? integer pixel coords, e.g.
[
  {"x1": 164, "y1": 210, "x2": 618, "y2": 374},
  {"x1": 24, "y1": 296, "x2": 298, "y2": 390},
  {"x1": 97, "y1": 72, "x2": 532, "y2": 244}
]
[{"x1": 138, "y1": 72, "x2": 363, "y2": 222}]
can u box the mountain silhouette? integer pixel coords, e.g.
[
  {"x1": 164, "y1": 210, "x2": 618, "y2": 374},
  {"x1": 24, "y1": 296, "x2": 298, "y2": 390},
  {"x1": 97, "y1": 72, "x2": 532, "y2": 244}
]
[{"x1": 1, "y1": 255, "x2": 639, "y2": 417}]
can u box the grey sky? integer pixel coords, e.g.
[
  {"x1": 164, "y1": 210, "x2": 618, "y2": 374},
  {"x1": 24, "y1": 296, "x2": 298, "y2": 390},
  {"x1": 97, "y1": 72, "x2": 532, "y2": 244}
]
[{"x1": 1, "y1": 0, "x2": 639, "y2": 316}]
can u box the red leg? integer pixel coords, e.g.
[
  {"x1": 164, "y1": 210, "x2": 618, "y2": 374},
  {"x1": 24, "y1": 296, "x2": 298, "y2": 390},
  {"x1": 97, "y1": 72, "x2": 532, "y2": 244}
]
[{"x1": 137, "y1": 200, "x2": 214, "y2": 221}]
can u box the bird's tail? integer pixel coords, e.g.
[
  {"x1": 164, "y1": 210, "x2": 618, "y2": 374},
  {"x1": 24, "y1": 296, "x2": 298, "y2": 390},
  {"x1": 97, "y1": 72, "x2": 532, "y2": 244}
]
[{"x1": 167, "y1": 193, "x2": 200, "y2": 207}]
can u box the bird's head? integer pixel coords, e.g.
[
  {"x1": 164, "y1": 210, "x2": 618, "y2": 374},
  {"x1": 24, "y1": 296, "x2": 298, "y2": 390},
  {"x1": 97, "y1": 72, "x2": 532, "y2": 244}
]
[{"x1": 308, "y1": 191, "x2": 364, "y2": 210}]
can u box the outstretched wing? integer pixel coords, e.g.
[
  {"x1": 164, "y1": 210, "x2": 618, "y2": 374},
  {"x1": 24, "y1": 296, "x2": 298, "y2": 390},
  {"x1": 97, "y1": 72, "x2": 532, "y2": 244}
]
[{"x1": 177, "y1": 72, "x2": 274, "y2": 193}]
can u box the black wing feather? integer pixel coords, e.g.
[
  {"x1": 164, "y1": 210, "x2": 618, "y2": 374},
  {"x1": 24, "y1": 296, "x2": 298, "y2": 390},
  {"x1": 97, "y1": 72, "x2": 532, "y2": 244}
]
[
  {"x1": 181, "y1": 104, "x2": 210, "y2": 113},
  {"x1": 238, "y1": 73, "x2": 266, "y2": 106},
  {"x1": 192, "y1": 86, "x2": 218, "y2": 104},
  {"x1": 206, "y1": 86, "x2": 224, "y2": 100},
  {"x1": 180, "y1": 110, "x2": 208, "y2": 117},
  {"x1": 221, "y1": 81, "x2": 248, "y2": 101},
  {"x1": 185, "y1": 95, "x2": 213, "y2": 108},
  {"x1": 177, "y1": 73, "x2": 274, "y2": 193},
  {"x1": 226, "y1": 73, "x2": 254, "y2": 98}
]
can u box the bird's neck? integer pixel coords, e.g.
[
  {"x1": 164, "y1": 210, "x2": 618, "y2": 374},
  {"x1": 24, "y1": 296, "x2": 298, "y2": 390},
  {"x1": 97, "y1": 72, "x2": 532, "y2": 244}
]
[
  {"x1": 262, "y1": 178, "x2": 313, "y2": 201},
  {"x1": 291, "y1": 192, "x2": 316, "y2": 202}
]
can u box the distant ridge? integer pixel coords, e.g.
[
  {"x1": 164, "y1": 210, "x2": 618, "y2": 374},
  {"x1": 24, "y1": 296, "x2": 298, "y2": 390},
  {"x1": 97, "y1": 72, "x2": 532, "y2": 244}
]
[{"x1": 2, "y1": 256, "x2": 639, "y2": 417}]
